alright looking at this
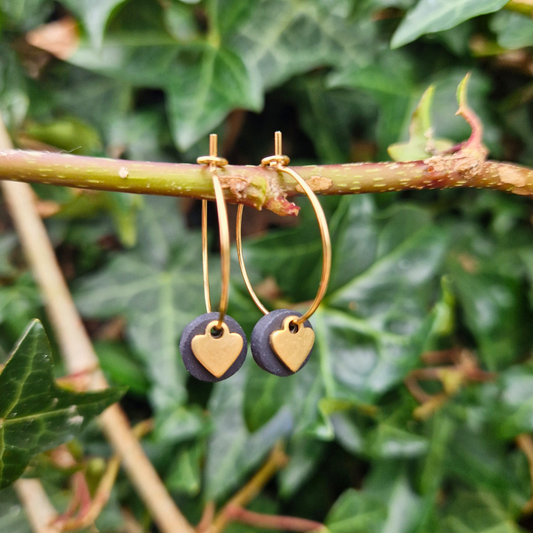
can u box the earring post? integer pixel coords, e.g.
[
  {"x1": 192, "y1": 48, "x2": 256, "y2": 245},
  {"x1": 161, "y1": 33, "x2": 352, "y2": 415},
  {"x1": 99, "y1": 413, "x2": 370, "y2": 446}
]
[
  {"x1": 274, "y1": 131, "x2": 282, "y2": 157},
  {"x1": 209, "y1": 134, "x2": 217, "y2": 158}
]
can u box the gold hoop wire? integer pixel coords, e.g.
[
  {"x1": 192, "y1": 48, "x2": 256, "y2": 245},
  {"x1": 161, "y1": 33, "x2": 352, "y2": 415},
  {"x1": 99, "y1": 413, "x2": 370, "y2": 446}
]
[
  {"x1": 198, "y1": 134, "x2": 230, "y2": 329},
  {"x1": 236, "y1": 131, "x2": 331, "y2": 325}
]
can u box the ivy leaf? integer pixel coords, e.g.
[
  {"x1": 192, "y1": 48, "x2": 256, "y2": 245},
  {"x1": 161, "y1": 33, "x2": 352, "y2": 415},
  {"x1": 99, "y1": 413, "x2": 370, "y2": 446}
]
[
  {"x1": 391, "y1": 0, "x2": 509, "y2": 49},
  {"x1": 437, "y1": 491, "x2": 525, "y2": 533},
  {"x1": 490, "y1": 363, "x2": 533, "y2": 439},
  {"x1": 38, "y1": 0, "x2": 378, "y2": 150},
  {"x1": 491, "y1": 11, "x2": 533, "y2": 50},
  {"x1": 0, "y1": 0, "x2": 52, "y2": 28},
  {"x1": 205, "y1": 363, "x2": 293, "y2": 501},
  {"x1": 450, "y1": 263, "x2": 527, "y2": 370},
  {"x1": 229, "y1": 0, "x2": 377, "y2": 92},
  {"x1": 0, "y1": 320, "x2": 124, "y2": 490},
  {"x1": 164, "y1": 44, "x2": 260, "y2": 150},
  {"x1": 326, "y1": 463, "x2": 421, "y2": 533},
  {"x1": 327, "y1": 50, "x2": 417, "y2": 154},
  {"x1": 74, "y1": 197, "x2": 205, "y2": 411},
  {"x1": 59, "y1": 0, "x2": 130, "y2": 48},
  {"x1": 0, "y1": 44, "x2": 29, "y2": 131},
  {"x1": 45, "y1": 1, "x2": 260, "y2": 150},
  {"x1": 0, "y1": 488, "x2": 31, "y2": 532}
]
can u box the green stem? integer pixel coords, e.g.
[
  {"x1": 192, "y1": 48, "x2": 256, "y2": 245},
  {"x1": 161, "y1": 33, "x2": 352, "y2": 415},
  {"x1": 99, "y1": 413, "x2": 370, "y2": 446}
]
[{"x1": 0, "y1": 150, "x2": 532, "y2": 215}]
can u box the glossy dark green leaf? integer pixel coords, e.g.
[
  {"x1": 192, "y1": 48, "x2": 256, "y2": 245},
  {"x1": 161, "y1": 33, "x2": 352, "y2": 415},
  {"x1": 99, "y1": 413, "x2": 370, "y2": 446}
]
[
  {"x1": 64, "y1": 0, "x2": 379, "y2": 149},
  {"x1": 228, "y1": 0, "x2": 377, "y2": 92},
  {"x1": 491, "y1": 11, "x2": 533, "y2": 50},
  {"x1": 437, "y1": 491, "x2": 525, "y2": 533},
  {"x1": 0, "y1": 320, "x2": 124, "y2": 490},
  {"x1": 391, "y1": 0, "x2": 509, "y2": 49},
  {"x1": 0, "y1": 233, "x2": 17, "y2": 277},
  {"x1": 93, "y1": 340, "x2": 150, "y2": 395},
  {"x1": 278, "y1": 437, "x2": 326, "y2": 498},
  {"x1": 64, "y1": 1, "x2": 259, "y2": 150},
  {"x1": 326, "y1": 489, "x2": 387, "y2": 533},
  {"x1": 205, "y1": 362, "x2": 293, "y2": 501},
  {"x1": 244, "y1": 362, "x2": 292, "y2": 433},
  {"x1": 490, "y1": 363, "x2": 533, "y2": 439},
  {"x1": 326, "y1": 463, "x2": 422, "y2": 533},
  {"x1": 0, "y1": 0, "x2": 52, "y2": 28},
  {"x1": 328, "y1": 50, "x2": 416, "y2": 153},
  {"x1": 166, "y1": 442, "x2": 202, "y2": 496},
  {"x1": 24, "y1": 116, "x2": 103, "y2": 155},
  {"x1": 0, "y1": 43, "x2": 28, "y2": 130},
  {"x1": 450, "y1": 262, "x2": 527, "y2": 370},
  {"x1": 0, "y1": 274, "x2": 43, "y2": 352},
  {"x1": 59, "y1": 0, "x2": 129, "y2": 48},
  {"x1": 0, "y1": 488, "x2": 31, "y2": 533},
  {"x1": 445, "y1": 413, "x2": 530, "y2": 510}
]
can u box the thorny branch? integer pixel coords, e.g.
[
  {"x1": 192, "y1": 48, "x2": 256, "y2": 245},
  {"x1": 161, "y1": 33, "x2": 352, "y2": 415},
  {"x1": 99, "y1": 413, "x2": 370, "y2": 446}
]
[
  {"x1": 0, "y1": 73, "x2": 530, "y2": 217},
  {"x1": 0, "y1": 149, "x2": 531, "y2": 216}
]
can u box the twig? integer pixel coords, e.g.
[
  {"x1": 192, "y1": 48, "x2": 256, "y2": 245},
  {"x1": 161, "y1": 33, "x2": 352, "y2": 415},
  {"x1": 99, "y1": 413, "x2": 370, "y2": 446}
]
[
  {"x1": 406, "y1": 349, "x2": 495, "y2": 420},
  {"x1": 58, "y1": 418, "x2": 154, "y2": 530},
  {"x1": 14, "y1": 480, "x2": 60, "y2": 533},
  {"x1": 517, "y1": 434, "x2": 533, "y2": 514},
  {"x1": 59, "y1": 457, "x2": 121, "y2": 531},
  {"x1": 225, "y1": 507, "x2": 324, "y2": 532},
  {"x1": 0, "y1": 118, "x2": 194, "y2": 533},
  {"x1": 206, "y1": 443, "x2": 288, "y2": 533},
  {"x1": 196, "y1": 502, "x2": 216, "y2": 533},
  {"x1": 0, "y1": 149, "x2": 532, "y2": 216}
]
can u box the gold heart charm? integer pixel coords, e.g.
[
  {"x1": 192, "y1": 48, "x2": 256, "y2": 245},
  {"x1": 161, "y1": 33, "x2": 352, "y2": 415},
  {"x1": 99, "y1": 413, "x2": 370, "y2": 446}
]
[
  {"x1": 270, "y1": 316, "x2": 315, "y2": 372},
  {"x1": 192, "y1": 321, "x2": 243, "y2": 378}
]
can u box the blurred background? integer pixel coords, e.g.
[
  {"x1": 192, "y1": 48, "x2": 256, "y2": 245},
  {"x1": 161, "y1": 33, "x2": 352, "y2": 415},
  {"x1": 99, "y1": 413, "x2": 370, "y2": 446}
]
[{"x1": 2, "y1": 0, "x2": 533, "y2": 531}]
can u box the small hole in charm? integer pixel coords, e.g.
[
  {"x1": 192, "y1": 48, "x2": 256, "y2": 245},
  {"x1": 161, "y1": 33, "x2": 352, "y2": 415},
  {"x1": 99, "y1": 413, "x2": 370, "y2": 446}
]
[{"x1": 210, "y1": 326, "x2": 224, "y2": 339}]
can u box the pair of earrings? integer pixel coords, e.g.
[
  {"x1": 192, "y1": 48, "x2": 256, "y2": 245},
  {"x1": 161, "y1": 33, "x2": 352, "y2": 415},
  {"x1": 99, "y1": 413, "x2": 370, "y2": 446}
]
[{"x1": 180, "y1": 132, "x2": 331, "y2": 382}]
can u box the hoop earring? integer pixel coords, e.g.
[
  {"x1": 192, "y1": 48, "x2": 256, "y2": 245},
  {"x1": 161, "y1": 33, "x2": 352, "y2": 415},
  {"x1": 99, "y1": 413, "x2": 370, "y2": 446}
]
[
  {"x1": 180, "y1": 134, "x2": 247, "y2": 382},
  {"x1": 236, "y1": 131, "x2": 331, "y2": 376}
]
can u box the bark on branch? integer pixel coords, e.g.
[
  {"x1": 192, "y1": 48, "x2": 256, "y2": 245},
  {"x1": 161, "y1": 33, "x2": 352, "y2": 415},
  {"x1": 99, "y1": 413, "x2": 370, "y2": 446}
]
[{"x1": 0, "y1": 149, "x2": 532, "y2": 216}]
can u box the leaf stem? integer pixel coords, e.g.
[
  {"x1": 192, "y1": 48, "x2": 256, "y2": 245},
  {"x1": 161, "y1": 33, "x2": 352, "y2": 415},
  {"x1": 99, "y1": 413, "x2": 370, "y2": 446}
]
[
  {"x1": 0, "y1": 150, "x2": 532, "y2": 216},
  {"x1": 225, "y1": 507, "x2": 325, "y2": 532}
]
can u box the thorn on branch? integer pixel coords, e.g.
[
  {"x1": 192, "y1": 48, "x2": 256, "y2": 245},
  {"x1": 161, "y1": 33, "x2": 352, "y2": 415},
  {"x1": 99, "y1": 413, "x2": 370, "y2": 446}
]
[{"x1": 424, "y1": 73, "x2": 489, "y2": 182}]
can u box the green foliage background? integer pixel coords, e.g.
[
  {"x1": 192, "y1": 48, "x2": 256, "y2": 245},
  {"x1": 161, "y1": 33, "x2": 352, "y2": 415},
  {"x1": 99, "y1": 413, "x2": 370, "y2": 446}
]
[{"x1": 1, "y1": 0, "x2": 533, "y2": 531}]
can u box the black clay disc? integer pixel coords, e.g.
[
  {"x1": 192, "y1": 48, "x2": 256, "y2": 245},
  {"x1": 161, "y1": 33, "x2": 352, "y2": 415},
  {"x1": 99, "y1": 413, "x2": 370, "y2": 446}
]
[
  {"x1": 250, "y1": 309, "x2": 313, "y2": 377},
  {"x1": 179, "y1": 312, "x2": 247, "y2": 382}
]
